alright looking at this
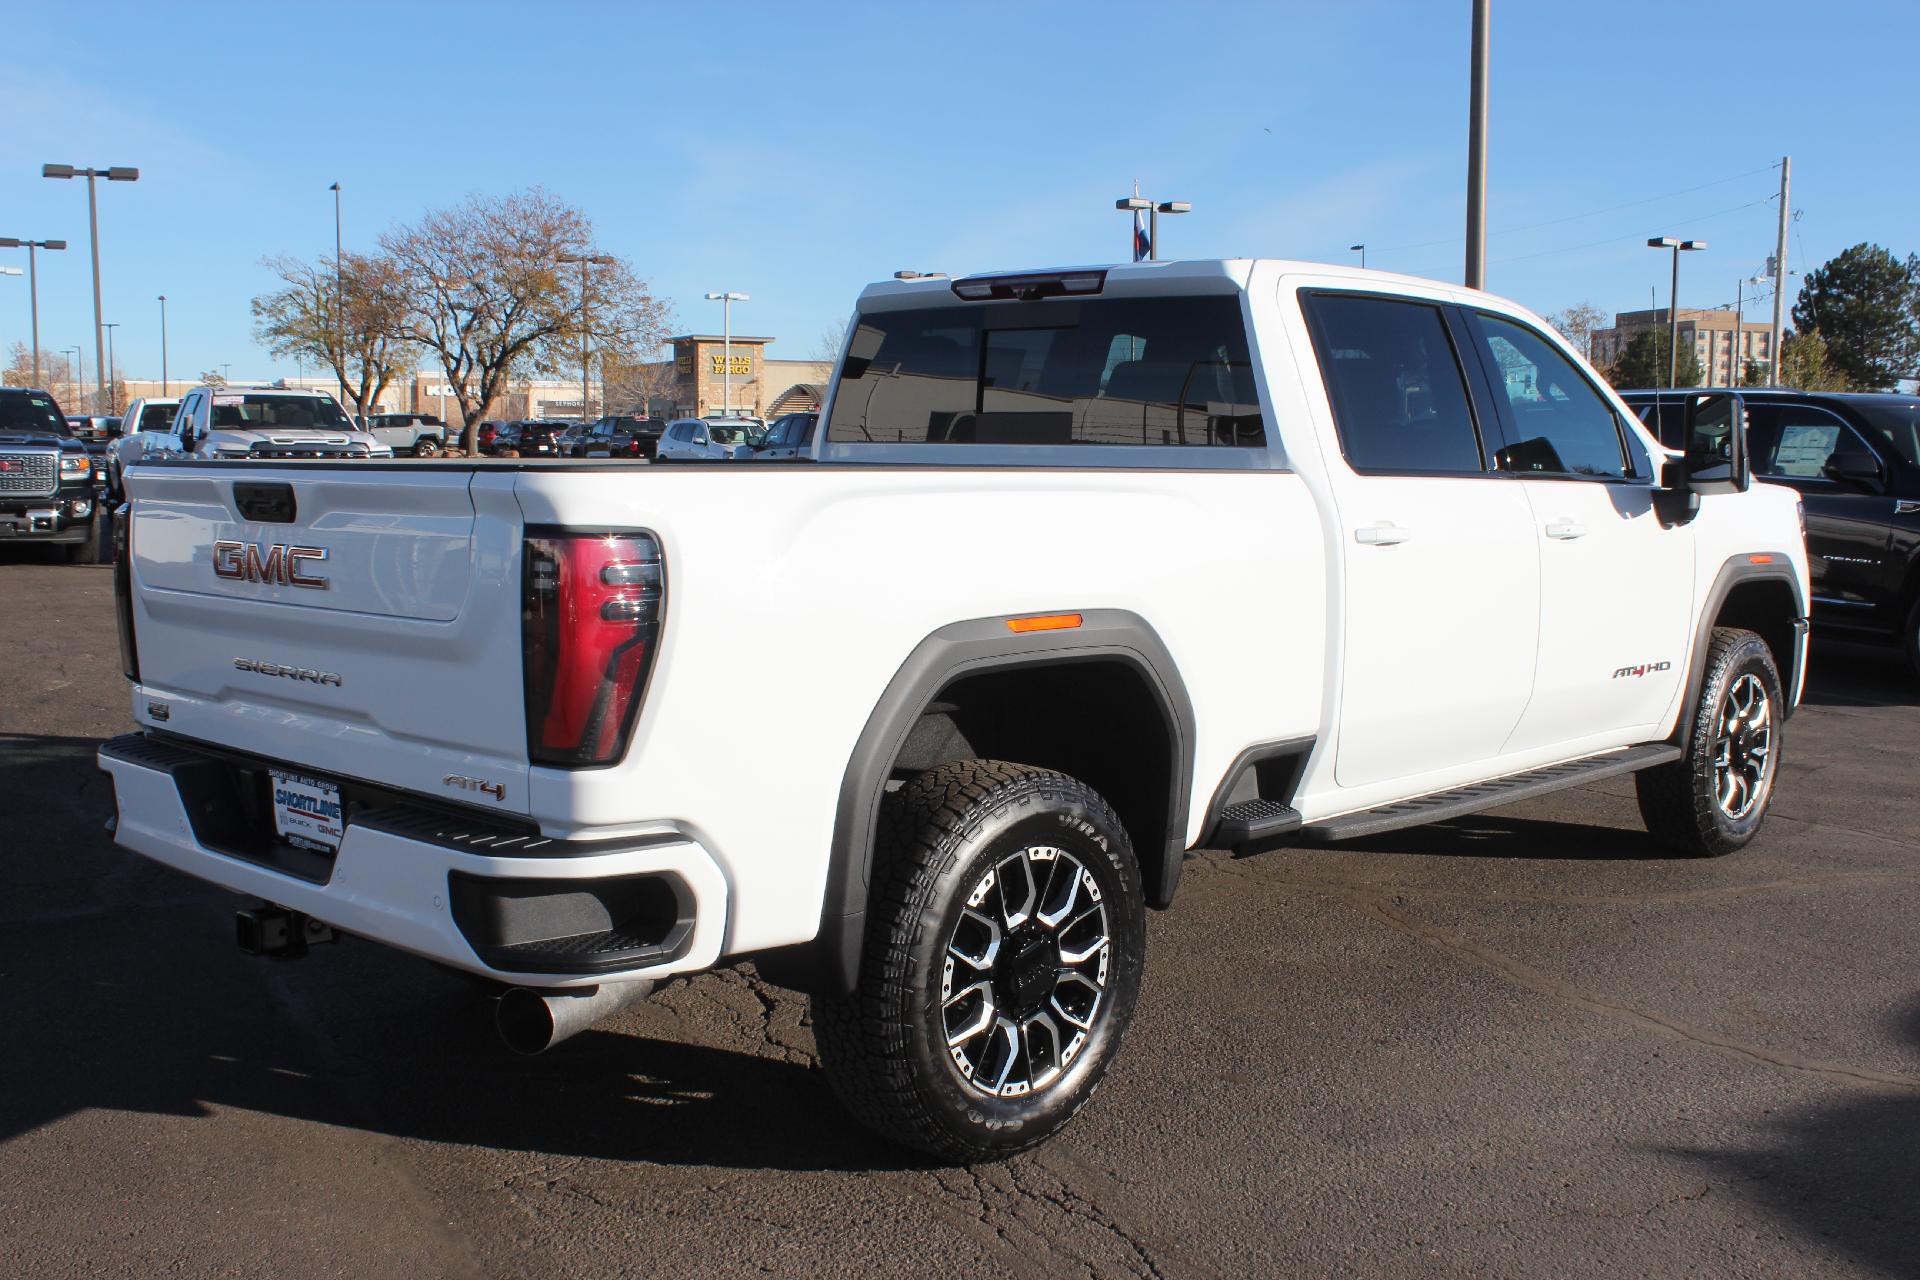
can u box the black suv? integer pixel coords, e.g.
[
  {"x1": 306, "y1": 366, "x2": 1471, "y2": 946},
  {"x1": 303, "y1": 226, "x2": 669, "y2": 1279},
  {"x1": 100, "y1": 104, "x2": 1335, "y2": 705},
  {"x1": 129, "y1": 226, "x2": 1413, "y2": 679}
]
[
  {"x1": 2, "y1": 388, "x2": 103, "y2": 562},
  {"x1": 1621, "y1": 388, "x2": 1920, "y2": 675},
  {"x1": 574, "y1": 414, "x2": 665, "y2": 459}
]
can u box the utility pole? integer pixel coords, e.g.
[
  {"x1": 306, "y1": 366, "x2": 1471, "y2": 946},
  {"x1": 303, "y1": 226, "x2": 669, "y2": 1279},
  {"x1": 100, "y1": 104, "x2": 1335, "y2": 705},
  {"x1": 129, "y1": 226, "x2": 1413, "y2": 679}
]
[
  {"x1": 158, "y1": 295, "x2": 169, "y2": 395},
  {"x1": 1464, "y1": 0, "x2": 1490, "y2": 290},
  {"x1": 1769, "y1": 156, "x2": 1790, "y2": 387}
]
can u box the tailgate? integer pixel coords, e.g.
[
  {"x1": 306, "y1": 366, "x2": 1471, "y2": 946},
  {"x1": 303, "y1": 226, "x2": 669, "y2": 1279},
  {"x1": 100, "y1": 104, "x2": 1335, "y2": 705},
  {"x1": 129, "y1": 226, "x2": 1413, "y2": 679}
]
[{"x1": 125, "y1": 465, "x2": 531, "y2": 815}]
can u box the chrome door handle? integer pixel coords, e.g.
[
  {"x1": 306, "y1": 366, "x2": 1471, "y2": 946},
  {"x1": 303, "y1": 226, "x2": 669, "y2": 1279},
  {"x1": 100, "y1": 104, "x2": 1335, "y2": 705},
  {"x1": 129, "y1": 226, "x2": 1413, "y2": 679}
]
[
  {"x1": 1545, "y1": 521, "x2": 1588, "y2": 540},
  {"x1": 1354, "y1": 523, "x2": 1412, "y2": 546}
]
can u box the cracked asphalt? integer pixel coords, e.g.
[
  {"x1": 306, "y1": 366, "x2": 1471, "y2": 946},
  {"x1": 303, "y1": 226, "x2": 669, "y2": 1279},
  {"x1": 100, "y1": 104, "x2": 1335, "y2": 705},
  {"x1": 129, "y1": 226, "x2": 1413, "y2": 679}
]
[{"x1": 3, "y1": 551, "x2": 1917, "y2": 1279}]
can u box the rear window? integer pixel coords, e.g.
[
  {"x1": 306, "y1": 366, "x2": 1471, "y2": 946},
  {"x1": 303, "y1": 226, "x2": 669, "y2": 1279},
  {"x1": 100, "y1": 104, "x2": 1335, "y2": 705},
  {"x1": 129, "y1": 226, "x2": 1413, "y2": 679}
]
[
  {"x1": 825, "y1": 295, "x2": 1264, "y2": 448},
  {"x1": 136, "y1": 404, "x2": 177, "y2": 432}
]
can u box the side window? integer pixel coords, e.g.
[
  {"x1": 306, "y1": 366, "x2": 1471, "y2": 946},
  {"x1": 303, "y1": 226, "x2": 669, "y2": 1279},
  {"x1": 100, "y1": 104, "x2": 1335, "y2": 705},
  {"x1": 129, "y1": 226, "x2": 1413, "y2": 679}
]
[
  {"x1": 1748, "y1": 405, "x2": 1878, "y2": 480},
  {"x1": 1469, "y1": 313, "x2": 1630, "y2": 479},
  {"x1": 1302, "y1": 293, "x2": 1484, "y2": 474}
]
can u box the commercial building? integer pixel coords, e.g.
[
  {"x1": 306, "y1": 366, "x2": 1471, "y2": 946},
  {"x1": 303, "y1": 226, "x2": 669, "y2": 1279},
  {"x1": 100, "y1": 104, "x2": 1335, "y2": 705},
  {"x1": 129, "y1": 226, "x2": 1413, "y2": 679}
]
[{"x1": 1588, "y1": 308, "x2": 1775, "y2": 387}]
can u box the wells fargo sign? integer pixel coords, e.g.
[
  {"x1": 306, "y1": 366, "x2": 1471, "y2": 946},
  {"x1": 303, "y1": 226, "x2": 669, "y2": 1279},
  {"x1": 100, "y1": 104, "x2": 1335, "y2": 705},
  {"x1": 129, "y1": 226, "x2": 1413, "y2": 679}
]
[{"x1": 708, "y1": 353, "x2": 752, "y2": 376}]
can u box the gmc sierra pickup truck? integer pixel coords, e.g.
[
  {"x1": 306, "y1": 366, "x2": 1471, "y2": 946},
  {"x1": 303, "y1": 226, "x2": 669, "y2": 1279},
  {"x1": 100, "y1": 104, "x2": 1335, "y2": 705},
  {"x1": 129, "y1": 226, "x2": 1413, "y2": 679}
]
[{"x1": 100, "y1": 259, "x2": 1808, "y2": 1161}]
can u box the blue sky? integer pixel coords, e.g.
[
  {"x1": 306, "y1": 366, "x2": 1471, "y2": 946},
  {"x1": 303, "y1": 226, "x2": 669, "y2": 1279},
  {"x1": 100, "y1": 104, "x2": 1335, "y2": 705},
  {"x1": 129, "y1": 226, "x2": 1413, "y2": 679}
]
[{"x1": 1, "y1": 0, "x2": 1912, "y2": 385}]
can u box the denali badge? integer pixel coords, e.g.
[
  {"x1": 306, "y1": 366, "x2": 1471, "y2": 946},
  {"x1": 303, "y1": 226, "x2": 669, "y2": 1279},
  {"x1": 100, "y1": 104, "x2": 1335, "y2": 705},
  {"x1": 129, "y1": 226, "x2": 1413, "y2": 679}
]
[
  {"x1": 213, "y1": 540, "x2": 329, "y2": 589},
  {"x1": 444, "y1": 774, "x2": 506, "y2": 802},
  {"x1": 234, "y1": 657, "x2": 343, "y2": 687},
  {"x1": 1612, "y1": 661, "x2": 1673, "y2": 679}
]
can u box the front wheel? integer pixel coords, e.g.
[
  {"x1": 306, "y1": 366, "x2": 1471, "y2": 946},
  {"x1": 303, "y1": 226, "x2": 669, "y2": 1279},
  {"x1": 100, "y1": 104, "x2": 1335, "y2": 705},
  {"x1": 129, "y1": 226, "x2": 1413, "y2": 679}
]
[
  {"x1": 813, "y1": 760, "x2": 1146, "y2": 1162},
  {"x1": 1637, "y1": 627, "x2": 1783, "y2": 856}
]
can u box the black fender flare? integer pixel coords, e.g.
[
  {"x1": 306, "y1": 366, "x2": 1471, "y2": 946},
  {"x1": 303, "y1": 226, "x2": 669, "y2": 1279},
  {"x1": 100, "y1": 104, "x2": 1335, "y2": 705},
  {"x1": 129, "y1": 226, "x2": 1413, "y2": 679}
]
[
  {"x1": 815, "y1": 609, "x2": 1195, "y2": 995},
  {"x1": 1679, "y1": 555, "x2": 1808, "y2": 731}
]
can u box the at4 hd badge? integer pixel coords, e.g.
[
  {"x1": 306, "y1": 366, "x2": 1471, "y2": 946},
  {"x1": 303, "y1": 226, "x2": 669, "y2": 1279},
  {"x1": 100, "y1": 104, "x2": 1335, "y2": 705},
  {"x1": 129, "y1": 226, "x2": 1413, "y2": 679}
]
[{"x1": 1613, "y1": 660, "x2": 1673, "y2": 679}]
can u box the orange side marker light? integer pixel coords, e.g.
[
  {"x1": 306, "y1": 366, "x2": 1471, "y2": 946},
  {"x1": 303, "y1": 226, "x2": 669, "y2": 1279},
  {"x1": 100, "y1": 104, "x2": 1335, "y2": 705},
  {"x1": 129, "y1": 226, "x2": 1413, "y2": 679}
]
[{"x1": 1006, "y1": 613, "x2": 1083, "y2": 634}]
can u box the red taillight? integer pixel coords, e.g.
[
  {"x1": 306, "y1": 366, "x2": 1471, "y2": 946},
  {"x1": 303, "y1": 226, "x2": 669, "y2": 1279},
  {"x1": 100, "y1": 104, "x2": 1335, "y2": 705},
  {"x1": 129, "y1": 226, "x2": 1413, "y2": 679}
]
[{"x1": 521, "y1": 530, "x2": 665, "y2": 767}]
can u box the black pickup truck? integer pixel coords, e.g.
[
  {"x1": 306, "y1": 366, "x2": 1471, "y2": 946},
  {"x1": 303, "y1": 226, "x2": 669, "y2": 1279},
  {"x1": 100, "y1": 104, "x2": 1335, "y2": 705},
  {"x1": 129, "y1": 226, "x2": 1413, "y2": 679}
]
[
  {"x1": 1621, "y1": 388, "x2": 1920, "y2": 677},
  {"x1": 1, "y1": 387, "x2": 103, "y2": 562}
]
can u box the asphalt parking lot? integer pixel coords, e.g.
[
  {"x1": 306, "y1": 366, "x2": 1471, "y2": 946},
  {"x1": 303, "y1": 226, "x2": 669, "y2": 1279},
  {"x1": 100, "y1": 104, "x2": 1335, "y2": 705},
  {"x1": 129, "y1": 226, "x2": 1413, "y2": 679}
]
[{"x1": 2, "y1": 548, "x2": 1916, "y2": 1280}]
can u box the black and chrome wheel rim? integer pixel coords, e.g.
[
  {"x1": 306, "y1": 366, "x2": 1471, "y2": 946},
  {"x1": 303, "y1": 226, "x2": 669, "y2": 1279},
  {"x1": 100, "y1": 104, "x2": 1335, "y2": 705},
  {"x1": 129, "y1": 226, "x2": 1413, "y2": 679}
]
[
  {"x1": 940, "y1": 845, "x2": 1111, "y2": 1099},
  {"x1": 1713, "y1": 672, "x2": 1773, "y2": 820}
]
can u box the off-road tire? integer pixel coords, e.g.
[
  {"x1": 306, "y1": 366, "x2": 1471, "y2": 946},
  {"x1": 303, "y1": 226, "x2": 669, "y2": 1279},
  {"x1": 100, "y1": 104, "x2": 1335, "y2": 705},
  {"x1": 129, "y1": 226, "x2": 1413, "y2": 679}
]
[
  {"x1": 1636, "y1": 627, "x2": 1783, "y2": 856},
  {"x1": 414, "y1": 436, "x2": 442, "y2": 458},
  {"x1": 813, "y1": 760, "x2": 1147, "y2": 1162}
]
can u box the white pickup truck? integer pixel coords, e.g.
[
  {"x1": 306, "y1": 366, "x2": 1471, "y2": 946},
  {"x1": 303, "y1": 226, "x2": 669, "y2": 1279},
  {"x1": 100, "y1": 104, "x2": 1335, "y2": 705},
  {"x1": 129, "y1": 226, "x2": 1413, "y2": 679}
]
[{"x1": 100, "y1": 259, "x2": 1808, "y2": 1161}]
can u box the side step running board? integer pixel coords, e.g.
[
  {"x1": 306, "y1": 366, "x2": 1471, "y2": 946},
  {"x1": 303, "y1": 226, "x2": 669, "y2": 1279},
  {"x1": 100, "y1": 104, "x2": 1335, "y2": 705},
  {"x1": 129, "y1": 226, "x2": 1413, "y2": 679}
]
[
  {"x1": 1212, "y1": 798, "x2": 1303, "y2": 852},
  {"x1": 1298, "y1": 744, "x2": 1683, "y2": 844}
]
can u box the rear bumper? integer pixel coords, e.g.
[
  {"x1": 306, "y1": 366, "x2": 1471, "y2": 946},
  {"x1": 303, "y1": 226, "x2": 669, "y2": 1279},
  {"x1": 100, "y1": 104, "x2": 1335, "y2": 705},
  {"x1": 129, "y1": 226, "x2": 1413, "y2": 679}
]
[{"x1": 97, "y1": 733, "x2": 728, "y2": 988}]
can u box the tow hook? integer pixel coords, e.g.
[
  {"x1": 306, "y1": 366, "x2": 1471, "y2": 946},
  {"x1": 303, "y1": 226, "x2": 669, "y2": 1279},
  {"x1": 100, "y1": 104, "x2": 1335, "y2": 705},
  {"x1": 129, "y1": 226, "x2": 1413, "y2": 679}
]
[{"x1": 236, "y1": 903, "x2": 339, "y2": 959}]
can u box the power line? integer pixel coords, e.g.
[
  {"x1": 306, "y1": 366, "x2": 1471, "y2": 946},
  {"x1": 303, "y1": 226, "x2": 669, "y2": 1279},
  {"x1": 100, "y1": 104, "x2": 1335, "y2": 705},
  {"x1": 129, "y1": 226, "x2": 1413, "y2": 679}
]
[
  {"x1": 1372, "y1": 162, "x2": 1781, "y2": 254},
  {"x1": 1487, "y1": 195, "x2": 1777, "y2": 266}
]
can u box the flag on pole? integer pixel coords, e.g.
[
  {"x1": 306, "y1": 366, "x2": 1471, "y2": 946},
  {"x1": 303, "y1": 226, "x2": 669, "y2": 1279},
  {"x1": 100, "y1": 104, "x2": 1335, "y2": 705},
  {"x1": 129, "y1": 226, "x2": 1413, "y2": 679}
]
[{"x1": 1133, "y1": 206, "x2": 1151, "y2": 262}]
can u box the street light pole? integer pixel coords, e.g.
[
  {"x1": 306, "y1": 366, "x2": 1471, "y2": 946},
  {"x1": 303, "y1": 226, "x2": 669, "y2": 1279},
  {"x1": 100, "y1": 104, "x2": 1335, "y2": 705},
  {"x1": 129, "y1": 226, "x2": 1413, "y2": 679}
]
[
  {"x1": 1648, "y1": 237, "x2": 1707, "y2": 388},
  {"x1": 158, "y1": 295, "x2": 169, "y2": 396},
  {"x1": 0, "y1": 238, "x2": 67, "y2": 386},
  {"x1": 1113, "y1": 196, "x2": 1191, "y2": 262},
  {"x1": 1465, "y1": 0, "x2": 1490, "y2": 290},
  {"x1": 704, "y1": 291, "x2": 748, "y2": 416},
  {"x1": 559, "y1": 252, "x2": 615, "y2": 419},
  {"x1": 103, "y1": 322, "x2": 120, "y2": 412},
  {"x1": 64, "y1": 346, "x2": 83, "y2": 410},
  {"x1": 41, "y1": 164, "x2": 137, "y2": 412},
  {"x1": 1350, "y1": 244, "x2": 1367, "y2": 269},
  {"x1": 330, "y1": 182, "x2": 346, "y2": 413}
]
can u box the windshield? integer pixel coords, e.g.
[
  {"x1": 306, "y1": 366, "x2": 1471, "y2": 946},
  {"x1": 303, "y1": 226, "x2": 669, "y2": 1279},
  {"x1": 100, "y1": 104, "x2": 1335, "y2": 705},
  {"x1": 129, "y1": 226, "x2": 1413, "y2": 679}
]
[
  {"x1": 826, "y1": 294, "x2": 1265, "y2": 448},
  {"x1": 211, "y1": 394, "x2": 349, "y2": 430},
  {"x1": 1850, "y1": 401, "x2": 1920, "y2": 468},
  {"x1": 0, "y1": 393, "x2": 73, "y2": 436}
]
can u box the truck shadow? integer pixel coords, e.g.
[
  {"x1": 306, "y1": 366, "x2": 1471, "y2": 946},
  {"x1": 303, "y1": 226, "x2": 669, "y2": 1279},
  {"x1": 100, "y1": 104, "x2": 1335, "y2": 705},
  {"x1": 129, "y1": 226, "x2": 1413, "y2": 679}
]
[
  {"x1": 1660, "y1": 997, "x2": 1920, "y2": 1278},
  {"x1": 0, "y1": 732, "x2": 918, "y2": 1176},
  {"x1": 1323, "y1": 813, "x2": 1666, "y2": 860},
  {"x1": 1800, "y1": 640, "x2": 1919, "y2": 710}
]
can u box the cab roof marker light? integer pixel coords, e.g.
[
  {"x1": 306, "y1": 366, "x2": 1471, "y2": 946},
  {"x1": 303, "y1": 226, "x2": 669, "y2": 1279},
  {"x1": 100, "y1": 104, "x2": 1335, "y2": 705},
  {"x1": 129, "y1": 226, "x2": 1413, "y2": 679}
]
[{"x1": 950, "y1": 269, "x2": 1108, "y2": 302}]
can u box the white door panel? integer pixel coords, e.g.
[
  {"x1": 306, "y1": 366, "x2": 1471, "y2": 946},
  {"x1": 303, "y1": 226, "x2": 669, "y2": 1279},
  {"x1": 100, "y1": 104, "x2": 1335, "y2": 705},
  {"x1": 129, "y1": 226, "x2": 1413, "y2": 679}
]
[
  {"x1": 1333, "y1": 476, "x2": 1539, "y2": 786},
  {"x1": 1505, "y1": 481, "x2": 1693, "y2": 750}
]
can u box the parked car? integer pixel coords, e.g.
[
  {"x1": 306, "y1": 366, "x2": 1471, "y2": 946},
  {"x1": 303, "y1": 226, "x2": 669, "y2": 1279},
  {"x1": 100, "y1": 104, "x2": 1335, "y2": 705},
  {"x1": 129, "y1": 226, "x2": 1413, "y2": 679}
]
[
  {"x1": 138, "y1": 385, "x2": 392, "y2": 460},
  {"x1": 1621, "y1": 387, "x2": 1920, "y2": 675},
  {"x1": 748, "y1": 411, "x2": 818, "y2": 460},
  {"x1": 105, "y1": 397, "x2": 181, "y2": 499},
  {"x1": 476, "y1": 421, "x2": 510, "y2": 454},
  {"x1": 102, "y1": 257, "x2": 1808, "y2": 1161},
  {"x1": 364, "y1": 413, "x2": 448, "y2": 457},
  {"x1": 1, "y1": 387, "x2": 101, "y2": 561},
  {"x1": 576, "y1": 414, "x2": 666, "y2": 459},
  {"x1": 498, "y1": 420, "x2": 566, "y2": 457},
  {"x1": 656, "y1": 416, "x2": 759, "y2": 461}
]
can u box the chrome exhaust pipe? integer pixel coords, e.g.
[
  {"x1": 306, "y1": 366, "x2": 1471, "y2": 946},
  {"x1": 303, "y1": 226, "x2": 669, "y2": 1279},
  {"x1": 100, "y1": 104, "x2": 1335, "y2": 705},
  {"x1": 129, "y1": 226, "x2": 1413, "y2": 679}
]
[{"x1": 495, "y1": 980, "x2": 655, "y2": 1055}]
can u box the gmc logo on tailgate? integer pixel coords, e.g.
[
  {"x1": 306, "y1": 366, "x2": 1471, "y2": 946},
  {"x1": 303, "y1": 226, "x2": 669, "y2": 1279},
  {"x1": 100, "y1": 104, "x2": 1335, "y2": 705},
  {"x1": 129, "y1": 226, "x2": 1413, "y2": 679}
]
[{"x1": 212, "y1": 540, "x2": 329, "y2": 589}]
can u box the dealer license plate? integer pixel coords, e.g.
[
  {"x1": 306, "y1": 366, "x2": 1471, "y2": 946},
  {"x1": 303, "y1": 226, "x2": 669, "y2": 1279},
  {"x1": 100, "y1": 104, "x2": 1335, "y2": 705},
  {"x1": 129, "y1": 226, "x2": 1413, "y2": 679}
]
[{"x1": 270, "y1": 770, "x2": 344, "y2": 853}]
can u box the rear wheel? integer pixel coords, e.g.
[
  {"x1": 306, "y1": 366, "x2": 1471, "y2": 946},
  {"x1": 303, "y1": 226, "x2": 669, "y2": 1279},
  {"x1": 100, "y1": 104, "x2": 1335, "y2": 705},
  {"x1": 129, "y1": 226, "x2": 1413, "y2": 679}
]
[
  {"x1": 814, "y1": 760, "x2": 1146, "y2": 1162},
  {"x1": 1637, "y1": 627, "x2": 1783, "y2": 856},
  {"x1": 414, "y1": 436, "x2": 441, "y2": 458}
]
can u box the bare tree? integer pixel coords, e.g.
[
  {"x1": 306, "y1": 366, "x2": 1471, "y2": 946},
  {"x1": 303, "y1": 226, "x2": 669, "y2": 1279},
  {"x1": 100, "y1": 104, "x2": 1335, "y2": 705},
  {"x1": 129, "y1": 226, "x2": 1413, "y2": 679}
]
[
  {"x1": 1545, "y1": 302, "x2": 1609, "y2": 363},
  {"x1": 383, "y1": 189, "x2": 671, "y2": 453},
  {"x1": 252, "y1": 251, "x2": 412, "y2": 417},
  {"x1": 600, "y1": 351, "x2": 677, "y2": 416}
]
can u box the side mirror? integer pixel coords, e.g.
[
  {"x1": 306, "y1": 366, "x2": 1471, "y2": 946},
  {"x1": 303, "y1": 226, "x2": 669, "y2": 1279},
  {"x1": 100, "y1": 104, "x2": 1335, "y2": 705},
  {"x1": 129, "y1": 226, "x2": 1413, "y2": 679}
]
[
  {"x1": 1821, "y1": 454, "x2": 1883, "y2": 491},
  {"x1": 106, "y1": 420, "x2": 125, "y2": 438},
  {"x1": 1682, "y1": 392, "x2": 1750, "y2": 495}
]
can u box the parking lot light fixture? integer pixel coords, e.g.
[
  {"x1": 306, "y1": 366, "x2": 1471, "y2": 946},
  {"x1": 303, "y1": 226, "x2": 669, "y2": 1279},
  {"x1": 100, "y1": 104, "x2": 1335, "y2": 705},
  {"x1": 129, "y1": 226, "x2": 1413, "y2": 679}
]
[
  {"x1": 703, "y1": 291, "x2": 748, "y2": 416},
  {"x1": 43, "y1": 163, "x2": 139, "y2": 412},
  {"x1": 1648, "y1": 236, "x2": 1708, "y2": 388},
  {"x1": 1113, "y1": 195, "x2": 1190, "y2": 262},
  {"x1": 158, "y1": 296, "x2": 169, "y2": 396},
  {"x1": 1350, "y1": 244, "x2": 1367, "y2": 269},
  {"x1": 0, "y1": 238, "x2": 68, "y2": 386},
  {"x1": 559, "y1": 252, "x2": 616, "y2": 420}
]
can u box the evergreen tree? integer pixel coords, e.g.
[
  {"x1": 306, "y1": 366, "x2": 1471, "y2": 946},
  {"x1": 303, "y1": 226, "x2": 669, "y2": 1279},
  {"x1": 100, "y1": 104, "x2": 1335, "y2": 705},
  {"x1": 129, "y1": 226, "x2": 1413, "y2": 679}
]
[{"x1": 1607, "y1": 327, "x2": 1702, "y2": 388}]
